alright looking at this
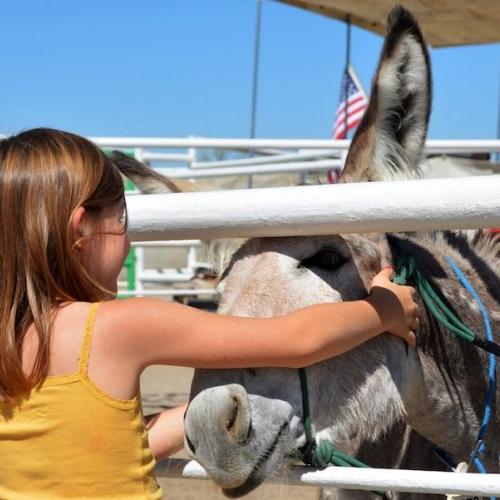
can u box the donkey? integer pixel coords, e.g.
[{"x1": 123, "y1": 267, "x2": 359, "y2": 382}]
[{"x1": 115, "y1": 6, "x2": 499, "y2": 498}]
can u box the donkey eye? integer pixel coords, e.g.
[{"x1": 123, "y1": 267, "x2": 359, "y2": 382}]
[{"x1": 299, "y1": 250, "x2": 347, "y2": 271}]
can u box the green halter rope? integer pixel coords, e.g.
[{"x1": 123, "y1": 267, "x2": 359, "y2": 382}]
[{"x1": 394, "y1": 255, "x2": 500, "y2": 355}]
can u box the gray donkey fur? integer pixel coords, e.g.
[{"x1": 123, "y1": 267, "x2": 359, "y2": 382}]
[{"x1": 114, "y1": 6, "x2": 499, "y2": 499}]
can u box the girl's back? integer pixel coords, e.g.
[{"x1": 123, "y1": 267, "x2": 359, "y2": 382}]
[{"x1": 0, "y1": 302, "x2": 162, "y2": 499}]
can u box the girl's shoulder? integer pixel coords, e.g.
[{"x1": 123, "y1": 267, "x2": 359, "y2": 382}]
[{"x1": 24, "y1": 301, "x2": 95, "y2": 378}]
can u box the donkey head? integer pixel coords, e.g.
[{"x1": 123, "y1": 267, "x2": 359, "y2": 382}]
[{"x1": 183, "y1": 6, "x2": 433, "y2": 497}]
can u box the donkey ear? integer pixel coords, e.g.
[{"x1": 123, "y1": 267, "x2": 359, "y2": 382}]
[
  {"x1": 340, "y1": 6, "x2": 432, "y2": 183},
  {"x1": 110, "y1": 150, "x2": 194, "y2": 194}
]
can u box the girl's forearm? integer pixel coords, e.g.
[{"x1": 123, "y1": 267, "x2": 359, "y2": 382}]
[
  {"x1": 146, "y1": 404, "x2": 187, "y2": 461},
  {"x1": 283, "y1": 294, "x2": 393, "y2": 368}
]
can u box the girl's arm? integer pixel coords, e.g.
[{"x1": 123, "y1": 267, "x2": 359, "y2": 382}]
[
  {"x1": 104, "y1": 268, "x2": 418, "y2": 371},
  {"x1": 146, "y1": 404, "x2": 187, "y2": 460}
]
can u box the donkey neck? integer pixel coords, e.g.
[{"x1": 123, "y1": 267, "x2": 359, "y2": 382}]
[{"x1": 389, "y1": 232, "x2": 500, "y2": 465}]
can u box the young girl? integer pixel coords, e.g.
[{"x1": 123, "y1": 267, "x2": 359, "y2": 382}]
[{"x1": 0, "y1": 128, "x2": 418, "y2": 499}]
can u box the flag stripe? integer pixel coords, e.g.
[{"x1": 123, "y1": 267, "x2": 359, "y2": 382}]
[
  {"x1": 335, "y1": 94, "x2": 367, "y2": 119},
  {"x1": 334, "y1": 100, "x2": 368, "y2": 129},
  {"x1": 332, "y1": 108, "x2": 367, "y2": 138},
  {"x1": 333, "y1": 116, "x2": 363, "y2": 138}
]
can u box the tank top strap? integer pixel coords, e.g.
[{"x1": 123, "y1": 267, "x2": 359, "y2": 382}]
[{"x1": 78, "y1": 303, "x2": 101, "y2": 376}]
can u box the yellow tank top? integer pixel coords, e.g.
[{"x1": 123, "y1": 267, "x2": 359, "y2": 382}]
[{"x1": 0, "y1": 303, "x2": 162, "y2": 499}]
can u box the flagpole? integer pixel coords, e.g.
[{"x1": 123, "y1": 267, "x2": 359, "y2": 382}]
[
  {"x1": 496, "y1": 63, "x2": 500, "y2": 163},
  {"x1": 344, "y1": 15, "x2": 351, "y2": 139},
  {"x1": 248, "y1": 0, "x2": 262, "y2": 188},
  {"x1": 250, "y1": 0, "x2": 262, "y2": 140}
]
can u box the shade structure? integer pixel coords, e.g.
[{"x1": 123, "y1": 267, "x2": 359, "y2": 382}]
[{"x1": 277, "y1": 1, "x2": 500, "y2": 47}]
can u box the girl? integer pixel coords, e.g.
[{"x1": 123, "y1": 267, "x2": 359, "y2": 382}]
[{"x1": 0, "y1": 128, "x2": 418, "y2": 499}]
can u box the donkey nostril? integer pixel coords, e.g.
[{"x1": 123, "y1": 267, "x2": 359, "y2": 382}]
[
  {"x1": 225, "y1": 391, "x2": 252, "y2": 445},
  {"x1": 226, "y1": 397, "x2": 238, "y2": 434}
]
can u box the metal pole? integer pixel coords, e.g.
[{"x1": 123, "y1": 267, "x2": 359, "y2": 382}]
[
  {"x1": 250, "y1": 0, "x2": 262, "y2": 140},
  {"x1": 496, "y1": 63, "x2": 500, "y2": 162},
  {"x1": 248, "y1": 0, "x2": 263, "y2": 189},
  {"x1": 344, "y1": 15, "x2": 351, "y2": 139}
]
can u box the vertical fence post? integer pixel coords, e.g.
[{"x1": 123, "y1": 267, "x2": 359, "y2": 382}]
[
  {"x1": 104, "y1": 147, "x2": 138, "y2": 297},
  {"x1": 124, "y1": 164, "x2": 137, "y2": 294}
]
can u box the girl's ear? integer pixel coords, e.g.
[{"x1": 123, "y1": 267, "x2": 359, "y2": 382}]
[{"x1": 71, "y1": 206, "x2": 86, "y2": 249}]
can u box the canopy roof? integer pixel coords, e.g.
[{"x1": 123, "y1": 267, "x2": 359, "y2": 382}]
[{"x1": 278, "y1": 1, "x2": 500, "y2": 47}]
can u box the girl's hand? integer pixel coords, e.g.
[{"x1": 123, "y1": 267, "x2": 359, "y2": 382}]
[{"x1": 368, "y1": 266, "x2": 419, "y2": 346}]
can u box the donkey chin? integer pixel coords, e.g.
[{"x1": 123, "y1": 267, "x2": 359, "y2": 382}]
[{"x1": 184, "y1": 384, "x2": 300, "y2": 497}]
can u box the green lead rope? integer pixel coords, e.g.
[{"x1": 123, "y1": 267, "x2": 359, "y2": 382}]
[{"x1": 394, "y1": 255, "x2": 500, "y2": 355}]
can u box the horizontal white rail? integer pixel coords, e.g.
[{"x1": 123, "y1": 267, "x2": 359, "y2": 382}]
[
  {"x1": 125, "y1": 176, "x2": 500, "y2": 241},
  {"x1": 190, "y1": 150, "x2": 340, "y2": 169},
  {"x1": 156, "y1": 459, "x2": 500, "y2": 496},
  {"x1": 139, "y1": 270, "x2": 195, "y2": 283},
  {"x1": 131, "y1": 240, "x2": 202, "y2": 247},
  {"x1": 158, "y1": 159, "x2": 342, "y2": 178},
  {"x1": 141, "y1": 152, "x2": 191, "y2": 163},
  {"x1": 118, "y1": 288, "x2": 216, "y2": 297},
  {"x1": 92, "y1": 136, "x2": 500, "y2": 153}
]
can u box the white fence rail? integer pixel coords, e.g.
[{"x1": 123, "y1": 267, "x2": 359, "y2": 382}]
[
  {"x1": 126, "y1": 176, "x2": 500, "y2": 241},
  {"x1": 92, "y1": 136, "x2": 500, "y2": 153},
  {"x1": 157, "y1": 459, "x2": 500, "y2": 496},
  {"x1": 157, "y1": 159, "x2": 343, "y2": 178}
]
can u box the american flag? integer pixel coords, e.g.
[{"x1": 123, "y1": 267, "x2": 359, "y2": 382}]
[{"x1": 331, "y1": 65, "x2": 368, "y2": 140}]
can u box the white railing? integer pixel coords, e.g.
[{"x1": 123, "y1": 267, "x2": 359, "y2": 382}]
[
  {"x1": 97, "y1": 137, "x2": 500, "y2": 179},
  {"x1": 126, "y1": 176, "x2": 500, "y2": 241},
  {"x1": 118, "y1": 288, "x2": 216, "y2": 297},
  {"x1": 156, "y1": 159, "x2": 342, "y2": 178},
  {"x1": 92, "y1": 136, "x2": 500, "y2": 153},
  {"x1": 156, "y1": 459, "x2": 500, "y2": 496},
  {"x1": 115, "y1": 138, "x2": 498, "y2": 297},
  {"x1": 122, "y1": 240, "x2": 215, "y2": 298}
]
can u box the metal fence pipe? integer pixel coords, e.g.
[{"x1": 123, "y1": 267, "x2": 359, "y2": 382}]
[
  {"x1": 156, "y1": 459, "x2": 500, "y2": 496},
  {"x1": 91, "y1": 137, "x2": 500, "y2": 153},
  {"x1": 125, "y1": 176, "x2": 500, "y2": 241},
  {"x1": 190, "y1": 150, "x2": 340, "y2": 169},
  {"x1": 157, "y1": 159, "x2": 342, "y2": 178},
  {"x1": 118, "y1": 289, "x2": 217, "y2": 297}
]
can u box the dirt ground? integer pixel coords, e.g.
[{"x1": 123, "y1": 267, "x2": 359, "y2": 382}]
[{"x1": 140, "y1": 365, "x2": 321, "y2": 499}]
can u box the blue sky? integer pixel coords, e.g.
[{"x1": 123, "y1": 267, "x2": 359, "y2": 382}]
[{"x1": 1, "y1": 0, "x2": 498, "y2": 140}]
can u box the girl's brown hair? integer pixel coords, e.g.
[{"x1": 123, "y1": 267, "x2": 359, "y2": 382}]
[{"x1": 0, "y1": 128, "x2": 125, "y2": 399}]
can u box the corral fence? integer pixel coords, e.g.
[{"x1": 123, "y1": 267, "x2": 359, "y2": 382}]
[
  {"x1": 91, "y1": 135, "x2": 500, "y2": 497},
  {"x1": 96, "y1": 137, "x2": 500, "y2": 300}
]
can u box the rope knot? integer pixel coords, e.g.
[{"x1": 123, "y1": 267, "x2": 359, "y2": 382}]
[{"x1": 313, "y1": 440, "x2": 335, "y2": 467}]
